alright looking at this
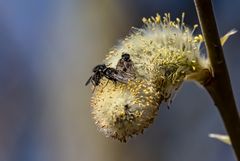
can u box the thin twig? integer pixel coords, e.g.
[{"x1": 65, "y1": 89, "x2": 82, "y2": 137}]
[{"x1": 194, "y1": 0, "x2": 240, "y2": 160}]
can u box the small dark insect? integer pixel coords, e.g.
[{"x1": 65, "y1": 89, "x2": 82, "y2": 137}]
[
  {"x1": 85, "y1": 64, "x2": 130, "y2": 88},
  {"x1": 86, "y1": 53, "x2": 136, "y2": 89},
  {"x1": 116, "y1": 53, "x2": 136, "y2": 78},
  {"x1": 103, "y1": 67, "x2": 133, "y2": 84},
  {"x1": 85, "y1": 64, "x2": 106, "y2": 86}
]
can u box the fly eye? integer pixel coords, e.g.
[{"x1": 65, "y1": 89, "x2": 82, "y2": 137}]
[
  {"x1": 107, "y1": 70, "x2": 112, "y2": 74},
  {"x1": 122, "y1": 54, "x2": 130, "y2": 61}
]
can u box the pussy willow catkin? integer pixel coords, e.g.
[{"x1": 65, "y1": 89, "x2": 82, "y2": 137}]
[{"x1": 91, "y1": 13, "x2": 210, "y2": 142}]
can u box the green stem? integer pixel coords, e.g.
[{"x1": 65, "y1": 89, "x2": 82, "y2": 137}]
[{"x1": 194, "y1": 0, "x2": 240, "y2": 160}]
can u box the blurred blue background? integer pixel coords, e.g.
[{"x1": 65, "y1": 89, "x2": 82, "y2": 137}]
[{"x1": 0, "y1": 0, "x2": 239, "y2": 161}]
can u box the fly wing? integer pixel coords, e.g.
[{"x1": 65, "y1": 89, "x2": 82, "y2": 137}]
[
  {"x1": 125, "y1": 62, "x2": 136, "y2": 77},
  {"x1": 116, "y1": 59, "x2": 125, "y2": 71},
  {"x1": 113, "y1": 70, "x2": 136, "y2": 84},
  {"x1": 112, "y1": 72, "x2": 128, "y2": 83},
  {"x1": 116, "y1": 59, "x2": 136, "y2": 77}
]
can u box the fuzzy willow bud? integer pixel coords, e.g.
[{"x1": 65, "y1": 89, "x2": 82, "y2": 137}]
[{"x1": 90, "y1": 13, "x2": 210, "y2": 142}]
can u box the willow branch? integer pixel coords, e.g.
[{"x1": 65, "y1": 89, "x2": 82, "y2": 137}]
[{"x1": 194, "y1": 0, "x2": 240, "y2": 160}]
